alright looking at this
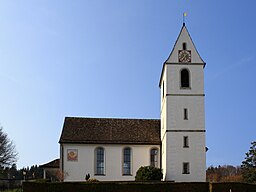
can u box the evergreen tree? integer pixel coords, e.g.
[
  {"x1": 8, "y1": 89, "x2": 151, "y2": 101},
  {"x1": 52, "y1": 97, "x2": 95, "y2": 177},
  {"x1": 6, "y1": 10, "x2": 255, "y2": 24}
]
[{"x1": 241, "y1": 141, "x2": 256, "y2": 183}]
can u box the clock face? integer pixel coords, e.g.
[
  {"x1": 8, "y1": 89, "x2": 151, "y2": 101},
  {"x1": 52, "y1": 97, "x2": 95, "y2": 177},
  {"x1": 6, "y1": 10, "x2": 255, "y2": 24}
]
[{"x1": 178, "y1": 50, "x2": 191, "y2": 63}]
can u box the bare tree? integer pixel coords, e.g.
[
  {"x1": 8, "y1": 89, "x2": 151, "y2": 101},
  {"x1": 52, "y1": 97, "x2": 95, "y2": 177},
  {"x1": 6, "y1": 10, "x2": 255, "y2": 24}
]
[
  {"x1": 206, "y1": 165, "x2": 243, "y2": 182},
  {"x1": 0, "y1": 126, "x2": 18, "y2": 167}
]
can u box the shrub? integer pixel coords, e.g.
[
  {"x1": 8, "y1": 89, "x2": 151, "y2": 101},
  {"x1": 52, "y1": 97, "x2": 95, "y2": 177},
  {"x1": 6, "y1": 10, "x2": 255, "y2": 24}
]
[
  {"x1": 87, "y1": 178, "x2": 99, "y2": 182},
  {"x1": 135, "y1": 166, "x2": 163, "y2": 181}
]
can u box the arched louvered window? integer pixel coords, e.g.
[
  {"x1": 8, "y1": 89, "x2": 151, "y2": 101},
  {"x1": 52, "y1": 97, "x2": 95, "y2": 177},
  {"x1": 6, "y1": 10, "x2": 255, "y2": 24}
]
[{"x1": 180, "y1": 69, "x2": 190, "y2": 88}]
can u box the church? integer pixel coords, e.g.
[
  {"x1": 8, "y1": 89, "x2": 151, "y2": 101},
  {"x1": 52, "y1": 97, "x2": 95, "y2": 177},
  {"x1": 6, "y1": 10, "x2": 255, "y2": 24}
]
[{"x1": 58, "y1": 23, "x2": 206, "y2": 182}]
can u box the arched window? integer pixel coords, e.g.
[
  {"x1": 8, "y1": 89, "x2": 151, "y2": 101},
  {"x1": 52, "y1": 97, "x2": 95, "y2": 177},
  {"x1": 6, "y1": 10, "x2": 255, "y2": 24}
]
[
  {"x1": 180, "y1": 69, "x2": 190, "y2": 88},
  {"x1": 123, "y1": 147, "x2": 132, "y2": 175},
  {"x1": 95, "y1": 147, "x2": 105, "y2": 175},
  {"x1": 150, "y1": 148, "x2": 158, "y2": 167}
]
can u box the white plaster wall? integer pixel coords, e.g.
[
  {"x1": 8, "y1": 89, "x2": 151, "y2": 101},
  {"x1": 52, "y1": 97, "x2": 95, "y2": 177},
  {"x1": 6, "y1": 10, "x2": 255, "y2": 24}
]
[
  {"x1": 161, "y1": 135, "x2": 167, "y2": 180},
  {"x1": 167, "y1": 65, "x2": 204, "y2": 95},
  {"x1": 165, "y1": 132, "x2": 206, "y2": 182},
  {"x1": 166, "y1": 96, "x2": 205, "y2": 130},
  {"x1": 160, "y1": 67, "x2": 167, "y2": 180},
  {"x1": 160, "y1": 66, "x2": 166, "y2": 109},
  {"x1": 62, "y1": 144, "x2": 160, "y2": 181},
  {"x1": 163, "y1": 90, "x2": 206, "y2": 182},
  {"x1": 160, "y1": 66, "x2": 168, "y2": 142},
  {"x1": 161, "y1": 100, "x2": 167, "y2": 140},
  {"x1": 161, "y1": 49, "x2": 206, "y2": 182}
]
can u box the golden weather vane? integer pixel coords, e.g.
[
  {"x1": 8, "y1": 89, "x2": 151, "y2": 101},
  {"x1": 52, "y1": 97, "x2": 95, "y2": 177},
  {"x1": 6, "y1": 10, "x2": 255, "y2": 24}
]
[{"x1": 183, "y1": 12, "x2": 187, "y2": 26}]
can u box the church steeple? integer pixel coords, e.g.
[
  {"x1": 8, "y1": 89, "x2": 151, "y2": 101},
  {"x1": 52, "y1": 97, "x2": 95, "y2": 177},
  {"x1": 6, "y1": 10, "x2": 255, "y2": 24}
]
[
  {"x1": 165, "y1": 24, "x2": 205, "y2": 64},
  {"x1": 159, "y1": 22, "x2": 206, "y2": 182},
  {"x1": 159, "y1": 24, "x2": 205, "y2": 87}
]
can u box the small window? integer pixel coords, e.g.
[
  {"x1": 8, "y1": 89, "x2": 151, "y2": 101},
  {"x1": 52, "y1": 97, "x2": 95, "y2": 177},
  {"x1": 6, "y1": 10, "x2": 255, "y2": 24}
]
[
  {"x1": 182, "y1": 42, "x2": 187, "y2": 50},
  {"x1": 184, "y1": 108, "x2": 188, "y2": 120},
  {"x1": 181, "y1": 69, "x2": 190, "y2": 88},
  {"x1": 123, "y1": 147, "x2": 132, "y2": 175},
  {"x1": 95, "y1": 147, "x2": 105, "y2": 175},
  {"x1": 150, "y1": 148, "x2": 158, "y2": 167},
  {"x1": 183, "y1": 162, "x2": 190, "y2": 174},
  {"x1": 183, "y1": 136, "x2": 189, "y2": 148}
]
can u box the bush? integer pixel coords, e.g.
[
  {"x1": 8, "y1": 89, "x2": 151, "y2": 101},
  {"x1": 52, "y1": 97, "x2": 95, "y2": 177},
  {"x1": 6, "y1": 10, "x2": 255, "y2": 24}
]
[
  {"x1": 87, "y1": 178, "x2": 99, "y2": 182},
  {"x1": 135, "y1": 166, "x2": 163, "y2": 181}
]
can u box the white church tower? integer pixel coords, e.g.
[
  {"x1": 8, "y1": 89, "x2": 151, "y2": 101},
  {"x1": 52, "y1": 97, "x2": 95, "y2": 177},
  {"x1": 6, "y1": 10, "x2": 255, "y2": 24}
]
[{"x1": 159, "y1": 23, "x2": 206, "y2": 182}]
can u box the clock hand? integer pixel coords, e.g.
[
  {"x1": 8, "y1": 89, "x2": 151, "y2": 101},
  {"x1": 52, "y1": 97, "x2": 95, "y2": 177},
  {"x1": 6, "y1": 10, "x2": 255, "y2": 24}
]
[{"x1": 181, "y1": 54, "x2": 186, "y2": 61}]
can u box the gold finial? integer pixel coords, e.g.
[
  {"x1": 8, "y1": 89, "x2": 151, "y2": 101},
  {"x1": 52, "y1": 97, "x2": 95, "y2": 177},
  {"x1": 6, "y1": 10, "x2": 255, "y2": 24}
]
[{"x1": 183, "y1": 12, "x2": 187, "y2": 26}]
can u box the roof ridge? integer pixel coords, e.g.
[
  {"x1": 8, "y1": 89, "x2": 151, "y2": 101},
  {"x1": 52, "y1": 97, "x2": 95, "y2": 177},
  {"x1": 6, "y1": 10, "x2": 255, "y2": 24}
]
[{"x1": 65, "y1": 116, "x2": 160, "y2": 121}]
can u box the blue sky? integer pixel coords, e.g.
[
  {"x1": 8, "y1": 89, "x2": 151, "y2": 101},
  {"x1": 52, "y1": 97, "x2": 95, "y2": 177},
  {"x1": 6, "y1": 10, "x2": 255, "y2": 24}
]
[{"x1": 0, "y1": 0, "x2": 255, "y2": 168}]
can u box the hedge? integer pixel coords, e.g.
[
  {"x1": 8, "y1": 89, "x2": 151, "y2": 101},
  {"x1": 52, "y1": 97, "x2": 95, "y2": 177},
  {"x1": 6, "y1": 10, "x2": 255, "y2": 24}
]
[
  {"x1": 23, "y1": 182, "x2": 208, "y2": 192},
  {"x1": 211, "y1": 182, "x2": 256, "y2": 192},
  {"x1": 23, "y1": 181, "x2": 256, "y2": 192}
]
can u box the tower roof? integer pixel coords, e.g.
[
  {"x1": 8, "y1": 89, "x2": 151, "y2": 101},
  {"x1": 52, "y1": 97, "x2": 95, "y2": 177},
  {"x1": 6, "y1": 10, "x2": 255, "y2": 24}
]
[{"x1": 159, "y1": 24, "x2": 205, "y2": 86}]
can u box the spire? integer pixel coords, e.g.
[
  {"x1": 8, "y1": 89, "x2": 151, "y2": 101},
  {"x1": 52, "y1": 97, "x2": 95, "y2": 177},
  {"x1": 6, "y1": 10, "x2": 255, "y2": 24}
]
[
  {"x1": 159, "y1": 22, "x2": 205, "y2": 86},
  {"x1": 164, "y1": 23, "x2": 205, "y2": 64}
]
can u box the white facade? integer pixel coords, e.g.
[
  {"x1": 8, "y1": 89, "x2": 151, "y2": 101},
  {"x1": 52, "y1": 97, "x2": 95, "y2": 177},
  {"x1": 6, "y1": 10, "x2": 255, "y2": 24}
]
[
  {"x1": 59, "y1": 24, "x2": 206, "y2": 182},
  {"x1": 160, "y1": 24, "x2": 206, "y2": 182},
  {"x1": 61, "y1": 144, "x2": 160, "y2": 181}
]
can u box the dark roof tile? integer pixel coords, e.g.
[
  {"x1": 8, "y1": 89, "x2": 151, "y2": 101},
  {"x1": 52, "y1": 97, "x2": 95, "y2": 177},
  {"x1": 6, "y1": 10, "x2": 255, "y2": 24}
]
[
  {"x1": 59, "y1": 117, "x2": 160, "y2": 145},
  {"x1": 40, "y1": 158, "x2": 60, "y2": 168}
]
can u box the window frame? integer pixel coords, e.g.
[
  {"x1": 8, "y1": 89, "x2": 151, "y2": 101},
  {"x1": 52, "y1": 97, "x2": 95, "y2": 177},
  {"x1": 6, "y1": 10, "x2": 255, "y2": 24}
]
[
  {"x1": 183, "y1": 136, "x2": 189, "y2": 148},
  {"x1": 95, "y1": 147, "x2": 105, "y2": 176},
  {"x1": 180, "y1": 68, "x2": 190, "y2": 89},
  {"x1": 184, "y1": 108, "x2": 188, "y2": 120},
  {"x1": 182, "y1": 162, "x2": 190, "y2": 174},
  {"x1": 150, "y1": 148, "x2": 159, "y2": 167},
  {"x1": 122, "y1": 147, "x2": 132, "y2": 176}
]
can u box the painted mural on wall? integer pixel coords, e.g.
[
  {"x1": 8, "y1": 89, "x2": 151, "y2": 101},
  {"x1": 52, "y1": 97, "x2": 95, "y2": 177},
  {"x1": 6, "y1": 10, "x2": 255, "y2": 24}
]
[{"x1": 67, "y1": 149, "x2": 78, "y2": 161}]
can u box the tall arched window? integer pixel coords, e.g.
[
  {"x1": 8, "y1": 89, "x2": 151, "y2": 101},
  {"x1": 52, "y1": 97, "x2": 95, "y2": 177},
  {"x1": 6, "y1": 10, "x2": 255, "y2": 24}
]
[
  {"x1": 123, "y1": 147, "x2": 132, "y2": 175},
  {"x1": 180, "y1": 69, "x2": 190, "y2": 88},
  {"x1": 95, "y1": 147, "x2": 105, "y2": 175},
  {"x1": 150, "y1": 148, "x2": 158, "y2": 167}
]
